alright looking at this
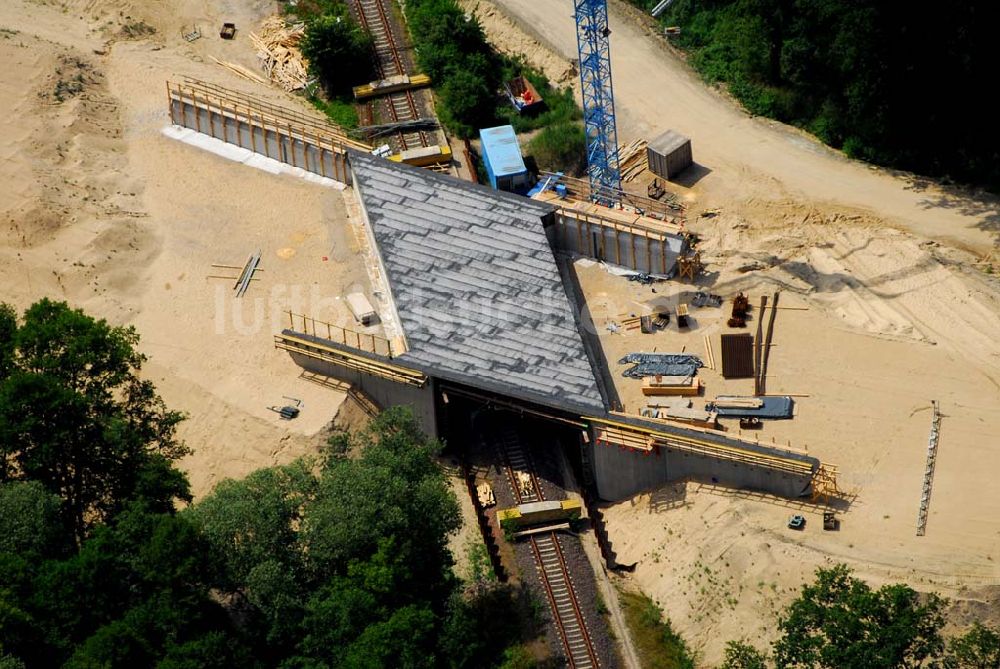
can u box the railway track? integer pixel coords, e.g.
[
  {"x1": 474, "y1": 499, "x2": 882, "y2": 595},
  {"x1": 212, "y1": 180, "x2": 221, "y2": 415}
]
[
  {"x1": 494, "y1": 426, "x2": 600, "y2": 669},
  {"x1": 350, "y1": 0, "x2": 428, "y2": 151}
]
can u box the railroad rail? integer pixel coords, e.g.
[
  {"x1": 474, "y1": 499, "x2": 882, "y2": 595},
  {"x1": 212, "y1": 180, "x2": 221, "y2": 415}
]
[
  {"x1": 494, "y1": 427, "x2": 600, "y2": 669},
  {"x1": 350, "y1": 0, "x2": 428, "y2": 151}
]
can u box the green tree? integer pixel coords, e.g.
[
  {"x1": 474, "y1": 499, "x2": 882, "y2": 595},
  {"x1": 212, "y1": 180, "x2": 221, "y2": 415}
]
[
  {"x1": 945, "y1": 623, "x2": 1000, "y2": 669},
  {"x1": 0, "y1": 482, "x2": 65, "y2": 558},
  {"x1": 773, "y1": 564, "x2": 946, "y2": 669},
  {"x1": 300, "y1": 12, "x2": 375, "y2": 98},
  {"x1": 0, "y1": 300, "x2": 189, "y2": 541},
  {"x1": 720, "y1": 640, "x2": 768, "y2": 669},
  {"x1": 299, "y1": 408, "x2": 460, "y2": 587}
]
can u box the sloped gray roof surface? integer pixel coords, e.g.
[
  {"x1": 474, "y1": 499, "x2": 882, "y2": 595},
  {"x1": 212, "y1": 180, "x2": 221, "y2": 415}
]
[{"x1": 351, "y1": 151, "x2": 606, "y2": 414}]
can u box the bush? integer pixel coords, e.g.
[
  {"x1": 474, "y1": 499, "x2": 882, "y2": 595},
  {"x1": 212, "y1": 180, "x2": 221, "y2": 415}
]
[
  {"x1": 406, "y1": 0, "x2": 502, "y2": 138},
  {"x1": 526, "y1": 122, "x2": 588, "y2": 176},
  {"x1": 300, "y1": 12, "x2": 374, "y2": 98}
]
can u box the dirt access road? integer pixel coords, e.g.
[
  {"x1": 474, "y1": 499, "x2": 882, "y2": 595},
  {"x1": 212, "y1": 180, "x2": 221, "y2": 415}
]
[{"x1": 492, "y1": 0, "x2": 999, "y2": 255}]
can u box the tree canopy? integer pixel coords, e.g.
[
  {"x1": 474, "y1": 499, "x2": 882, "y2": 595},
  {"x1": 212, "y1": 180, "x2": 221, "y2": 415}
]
[
  {"x1": 648, "y1": 0, "x2": 999, "y2": 190},
  {"x1": 0, "y1": 299, "x2": 188, "y2": 542},
  {"x1": 0, "y1": 301, "x2": 536, "y2": 668},
  {"x1": 299, "y1": 9, "x2": 374, "y2": 98}
]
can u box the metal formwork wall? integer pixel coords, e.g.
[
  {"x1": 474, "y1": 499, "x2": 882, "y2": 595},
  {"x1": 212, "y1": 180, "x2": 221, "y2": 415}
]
[{"x1": 167, "y1": 83, "x2": 354, "y2": 185}]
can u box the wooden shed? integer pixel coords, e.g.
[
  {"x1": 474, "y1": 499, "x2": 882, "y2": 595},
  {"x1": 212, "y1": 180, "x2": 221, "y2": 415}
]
[{"x1": 647, "y1": 129, "x2": 693, "y2": 180}]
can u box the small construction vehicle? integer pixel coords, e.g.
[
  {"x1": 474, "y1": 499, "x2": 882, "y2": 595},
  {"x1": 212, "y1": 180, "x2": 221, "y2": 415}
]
[
  {"x1": 219, "y1": 22, "x2": 236, "y2": 39},
  {"x1": 787, "y1": 514, "x2": 806, "y2": 530},
  {"x1": 823, "y1": 512, "x2": 838, "y2": 531}
]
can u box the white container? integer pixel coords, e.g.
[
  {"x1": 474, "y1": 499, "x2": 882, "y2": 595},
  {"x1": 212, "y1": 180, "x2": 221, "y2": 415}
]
[{"x1": 346, "y1": 292, "x2": 377, "y2": 326}]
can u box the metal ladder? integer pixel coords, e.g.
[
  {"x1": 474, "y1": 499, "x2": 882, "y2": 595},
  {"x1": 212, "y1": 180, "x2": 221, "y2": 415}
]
[{"x1": 916, "y1": 401, "x2": 941, "y2": 536}]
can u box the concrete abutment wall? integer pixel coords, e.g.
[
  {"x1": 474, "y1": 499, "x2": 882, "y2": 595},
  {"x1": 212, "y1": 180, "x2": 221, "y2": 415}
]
[{"x1": 588, "y1": 438, "x2": 814, "y2": 501}]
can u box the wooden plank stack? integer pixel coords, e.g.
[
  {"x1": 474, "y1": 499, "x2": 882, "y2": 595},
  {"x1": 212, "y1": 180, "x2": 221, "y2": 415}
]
[
  {"x1": 250, "y1": 17, "x2": 309, "y2": 91},
  {"x1": 618, "y1": 139, "x2": 648, "y2": 183}
]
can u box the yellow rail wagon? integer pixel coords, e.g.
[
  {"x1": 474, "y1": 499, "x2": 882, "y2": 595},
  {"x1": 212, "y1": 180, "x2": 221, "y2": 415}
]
[
  {"x1": 497, "y1": 499, "x2": 582, "y2": 529},
  {"x1": 388, "y1": 144, "x2": 452, "y2": 167}
]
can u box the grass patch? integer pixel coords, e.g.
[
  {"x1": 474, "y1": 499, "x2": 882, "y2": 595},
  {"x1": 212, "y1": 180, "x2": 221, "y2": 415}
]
[
  {"x1": 309, "y1": 95, "x2": 359, "y2": 131},
  {"x1": 119, "y1": 20, "x2": 156, "y2": 39},
  {"x1": 525, "y1": 122, "x2": 587, "y2": 176},
  {"x1": 619, "y1": 590, "x2": 696, "y2": 669}
]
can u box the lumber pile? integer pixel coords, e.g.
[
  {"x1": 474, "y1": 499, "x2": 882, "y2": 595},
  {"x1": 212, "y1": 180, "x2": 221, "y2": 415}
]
[
  {"x1": 250, "y1": 16, "x2": 309, "y2": 91},
  {"x1": 618, "y1": 139, "x2": 648, "y2": 183},
  {"x1": 210, "y1": 56, "x2": 268, "y2": 85}
]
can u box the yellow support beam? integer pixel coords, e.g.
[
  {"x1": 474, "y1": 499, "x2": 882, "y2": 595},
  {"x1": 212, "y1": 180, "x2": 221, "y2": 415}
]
[{"x1": 274, "y1": 333, "x2": 427, "y2": 388}]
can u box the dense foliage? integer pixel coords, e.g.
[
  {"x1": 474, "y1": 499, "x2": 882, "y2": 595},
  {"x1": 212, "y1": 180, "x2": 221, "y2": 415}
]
[
  {"x1": 406, "y1": 0, "x2": 504, "y2": 138},
  {"x1": 0, "y1": 300, "x2": 188, "y2": 543},
  {"x1": 719, "y1": 564, "x2": 1000, "y2": 668},
  {"x1": 638, "y1": 0, "x2": 999, "y2": 190},
  {"x1": 405, "y1": 0, "x2": 580, "y2": 144},
  {"x1": 0, "y1": 300, "x2": 534, "y2": 668},
  {"x1": 298, "y1": 4, "x2": 374, "y2": 100}
]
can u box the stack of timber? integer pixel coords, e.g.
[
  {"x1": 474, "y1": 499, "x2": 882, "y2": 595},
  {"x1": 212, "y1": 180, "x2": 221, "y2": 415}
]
[
  {"x1": 618, "y1": 139, "x2": 648, "y2": 183},
  {"x1": 641, "y1": 375, "x2": 703, "y2": 396},
  {"x1": 250, "y1": 17, "x2": 309, "y2": 91}
]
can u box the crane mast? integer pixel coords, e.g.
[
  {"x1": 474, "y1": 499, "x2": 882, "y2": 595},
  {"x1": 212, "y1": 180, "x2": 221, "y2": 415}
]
[{"x1": 574, "y1": 0, "x2": 622, "y2": 205}]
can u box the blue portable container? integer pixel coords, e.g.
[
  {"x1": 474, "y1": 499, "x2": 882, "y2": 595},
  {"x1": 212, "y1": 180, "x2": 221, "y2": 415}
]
[{"x1": 479, "y1": 125, "x2": 531, "y2": 194}]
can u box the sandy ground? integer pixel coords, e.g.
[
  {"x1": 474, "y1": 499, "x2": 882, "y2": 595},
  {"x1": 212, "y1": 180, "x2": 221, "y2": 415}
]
[
  {"x1": 0, "y1": 0, "x2": 362, "y2": 497},
  {"x1": 474, "y1": 0, "x2": 1000, "y2": 662}
]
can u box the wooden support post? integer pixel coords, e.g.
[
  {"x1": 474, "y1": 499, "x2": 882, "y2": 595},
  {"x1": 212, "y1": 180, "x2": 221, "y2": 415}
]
[
  {"x1": 614, "y1": 224, "x2": 621, "y2": 265},
  {"x1": 646, "y1": 235, "x2": 652, "y2": 273},
  {"x1": 222, "y1": 111, "x2": 228, "y2": 142},
  {"x1": 248, "y1": 107, "x2": 257, "y2": 154},
  {"x1": 288, "y1": 311, "x2": 293, "y2": 329},
  {"x1": 318, "y1": 135, "x2": 327, "y2": 178},
  {"x1": 630, "y1": 231, "x2": 637, "y2": 269},
  {"x1": 167, "y1": 82, "x2": 175, "y2": 125},
  {"x1": 576, "y1": 215, "x2": 584, "y2": 253},
  {"x1": 288, "y1": 124, "x2": 297, "y2": 167},
  {"x1": 208, "y1": 102, "x2": 217, "y2": 138},
  {"x1": 193, "y1": 91, "x2": 202, "y2": 133},
  {"x1": 326, "y1": 322, "x2": 331, "y2": 339}
]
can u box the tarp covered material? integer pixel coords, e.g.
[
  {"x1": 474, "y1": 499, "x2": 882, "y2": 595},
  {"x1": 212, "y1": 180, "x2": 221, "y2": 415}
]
[
  {"x1": 708, "y1": 396, "x2": 795, "y2": 419},
  {"x1": 619, "y1": 353, "x2": 703, "y2": 379}
]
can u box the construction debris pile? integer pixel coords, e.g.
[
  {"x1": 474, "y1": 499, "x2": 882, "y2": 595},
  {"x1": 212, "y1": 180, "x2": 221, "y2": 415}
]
[{"x1": 250, "y1": 17, "x2": 309, "y2": 91}]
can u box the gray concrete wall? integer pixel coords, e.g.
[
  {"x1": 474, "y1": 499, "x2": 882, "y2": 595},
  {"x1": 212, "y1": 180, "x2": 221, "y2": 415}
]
[
  {"x1": 550, "y1": 212, "x2": 675, "y2": 275},
  {"x1": 588, "y1": 437, "x2": 814, "y2": 501},
  {"x1": 287, "y1": 351, "x2": 438, "y2": 436},
  {"x1": 169, "y1": 99, "x2": 351, "y2": 185}
]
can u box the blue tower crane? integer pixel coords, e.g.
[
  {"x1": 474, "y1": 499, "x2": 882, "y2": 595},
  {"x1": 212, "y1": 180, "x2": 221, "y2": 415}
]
[{"x1": 574, "y1": 0, "x2": 621, "y2": 205}]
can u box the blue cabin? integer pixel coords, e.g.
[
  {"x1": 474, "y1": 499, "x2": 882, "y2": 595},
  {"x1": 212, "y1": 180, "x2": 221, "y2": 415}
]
[{"x1": 479, "y1": 125, "x2": 531, "y2": 194}]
